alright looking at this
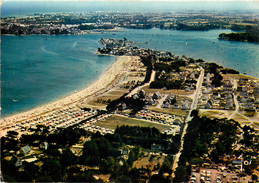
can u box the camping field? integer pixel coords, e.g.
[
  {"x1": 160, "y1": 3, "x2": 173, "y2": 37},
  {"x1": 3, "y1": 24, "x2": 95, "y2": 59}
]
[{"x1": 94, "y1": 115, "x2": 172, "y2": 131}]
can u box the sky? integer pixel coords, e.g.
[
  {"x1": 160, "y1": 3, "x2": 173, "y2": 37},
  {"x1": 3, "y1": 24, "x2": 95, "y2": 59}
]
[
  {"x1": 1, "y1": 0, "x2": 259, "y2": 18},
  {"x1": 1, "y1": 0, "x2": 259, "y2": 1}
]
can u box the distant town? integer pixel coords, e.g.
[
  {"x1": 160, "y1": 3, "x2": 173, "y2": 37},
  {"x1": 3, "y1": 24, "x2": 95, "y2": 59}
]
[{"x1": 1, "y1": 11, "x2": 259, "y2": 43}]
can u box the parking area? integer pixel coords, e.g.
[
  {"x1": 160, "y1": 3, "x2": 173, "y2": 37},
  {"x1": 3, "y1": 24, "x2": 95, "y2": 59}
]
[{"x1": 190, "y1": 168, "x2": 253, "y2": 183}]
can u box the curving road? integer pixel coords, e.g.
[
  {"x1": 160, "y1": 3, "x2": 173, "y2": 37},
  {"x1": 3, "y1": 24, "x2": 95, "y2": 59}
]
[{"x1": 126, "y1": 70, "x2": 156, "y2": 97}]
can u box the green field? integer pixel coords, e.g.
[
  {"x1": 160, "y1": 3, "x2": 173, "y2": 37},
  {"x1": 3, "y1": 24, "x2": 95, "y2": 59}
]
[
  {"x1": 87, "y1": 89, "x2": 128, "y2": 107},
  {"x1": 253, "y1": 122, "x2": 259, "y2": 129},
  {"x1": 223, "y1": 74, "x2": 259, "y2": 80},
  {"x1": 94, "y1": 115, "x2": 172, "y2": 131},
  {"x1": 199, "y1": 110, "x2": 228, "y2": 119},
  {"x1": 88, "y1": 95, "x2": 119, "y2": 106},
  {"x1": 146, "y1": 106, "x2": 189, "y2": 117},
  {"x1": 141, "y1": 86, "x2": 194, "y2": 95}
]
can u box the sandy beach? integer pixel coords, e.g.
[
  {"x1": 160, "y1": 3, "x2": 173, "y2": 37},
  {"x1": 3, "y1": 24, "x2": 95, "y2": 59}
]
[{"x1": 0, "y1": 56, "x2": 136, "y2": 134}]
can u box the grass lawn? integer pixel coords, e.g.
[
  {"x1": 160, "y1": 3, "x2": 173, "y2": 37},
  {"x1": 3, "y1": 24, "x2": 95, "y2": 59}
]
[
  {"x1": 88, "y1": 95, "x2": 119, "y2": 106},
  {"x1": 87, "y1": 89, "x2": 128, "y2": 107},
  {"x1": 232, "y1": 113, "x2": 250, "y2": 123},
  {"x1": 141, "y1": 86, "x2": 194, "y2": 95},
  {"x1": 146, "y1": 106, "x2": 189, "y2": 117},
  {"x1": 199, "y1": 110, "x2": 228, "y2": 119},
  {"x1": 93, "y1": 174, "x2": 111, "y2": 182},
  {"x1": 94, "y1": 115, "x2": 172, "y2": 131},
  {"x1": 252, "y1": 122, "x2": 259, "y2": 129},
  {"x1": 223, "y1": 74, "x2": 259, "y2": 80},
  {"x1": 133, "y1": 155, "x2": 165, "y2": 170},
  {"x1": 106, "y1": 89, "x2": 129, "y2": 96},
  {"x1": 177, "y1": 96, "x2": 193, "y2": 103}
]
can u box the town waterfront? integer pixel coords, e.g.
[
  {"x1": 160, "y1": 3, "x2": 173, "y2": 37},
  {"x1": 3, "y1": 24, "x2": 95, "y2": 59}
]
[{"x1": 1, "y1": 28, "x2": 259, "y2": 117}]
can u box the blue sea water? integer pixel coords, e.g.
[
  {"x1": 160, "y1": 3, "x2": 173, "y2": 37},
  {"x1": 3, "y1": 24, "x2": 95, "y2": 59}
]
[
  {"x1": 1, "y1": 34, "x2": 115, "y2": 117},
  {"x1": 2, "y1": 28, "x2": 259, "y2": 117}
]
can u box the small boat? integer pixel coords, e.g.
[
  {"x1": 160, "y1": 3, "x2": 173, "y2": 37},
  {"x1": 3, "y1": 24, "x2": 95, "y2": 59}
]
[{"x1": 12, "y1": 99, "x2": 18, "y2": 102}]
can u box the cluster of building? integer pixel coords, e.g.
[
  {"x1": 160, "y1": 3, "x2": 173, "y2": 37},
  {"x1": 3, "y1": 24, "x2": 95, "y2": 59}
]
[
  {"x1": 136, "y1": 109, "x2": 184, "y2": 125},
  {"x1": 189, "y1": 123, "x2": 259, "y2": 182},
  {"x1": 191, "y1": 168, "x2": 253, "y2": 183},
  {"x1": 198, "y1": 75, "x2": 235, "y2": 110},
  {"x1": 3, "y1": 141, "x2": 49, "y2": 168},
  {"x1": 77, "y1": 113, "x2": 114, "y2": 135},
  {"x1": 236, "y1": 78, "x2": 259, "y2": 111},
  {"x1": 98, "y1": 38, "x2": 153, "y2": 56},
  {"x1": 2, "y1": 11, "x2": 258, "y2": 35},
  {"x1": 1, "y1": 22, "x2": 82, "y2": 35},
  {"x1": 198, "y1": 74, "x2": 259, "y2": 112}
]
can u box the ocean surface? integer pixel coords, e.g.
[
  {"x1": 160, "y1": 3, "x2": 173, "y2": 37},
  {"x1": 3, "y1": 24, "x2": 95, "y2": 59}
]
[{"x1": 2, "y1": 28, "x2": 259, "y2": 117}]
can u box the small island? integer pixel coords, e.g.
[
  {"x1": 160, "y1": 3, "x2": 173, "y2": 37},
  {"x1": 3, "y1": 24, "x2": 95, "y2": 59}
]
[{"x1": 218, "y1": 25, "x2": 259, "y2": 43}]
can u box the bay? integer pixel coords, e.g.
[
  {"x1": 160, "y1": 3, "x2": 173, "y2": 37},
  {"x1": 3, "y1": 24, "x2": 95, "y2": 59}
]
[{"x1": 1, "y1": 28, "x2": 259, "y2": 117}]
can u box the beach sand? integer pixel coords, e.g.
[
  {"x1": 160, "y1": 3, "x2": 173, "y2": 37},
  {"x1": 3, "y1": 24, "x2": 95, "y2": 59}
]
[{"x1": 0, "y1": 56, "x2": 138, "y2": 136}]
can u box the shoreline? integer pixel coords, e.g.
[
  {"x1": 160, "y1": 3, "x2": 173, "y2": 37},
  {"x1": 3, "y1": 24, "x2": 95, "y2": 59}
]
[
  {"x1": 1, "y1": 27, "x2": 124, "y2": 37},
  {"x1": 0, "y1": 56, "x2": 135, "y2": 128}
]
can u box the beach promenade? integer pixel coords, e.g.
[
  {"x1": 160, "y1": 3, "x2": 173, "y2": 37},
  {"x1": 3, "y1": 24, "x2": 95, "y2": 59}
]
[{"x1": 0, "y1": 56, "x2": 138, "y2": 137}]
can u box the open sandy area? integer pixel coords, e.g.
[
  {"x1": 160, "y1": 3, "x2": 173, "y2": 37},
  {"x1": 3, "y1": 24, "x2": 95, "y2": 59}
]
[{"x1": 0, "y1": 56, "x2": 139, "y2": 136}]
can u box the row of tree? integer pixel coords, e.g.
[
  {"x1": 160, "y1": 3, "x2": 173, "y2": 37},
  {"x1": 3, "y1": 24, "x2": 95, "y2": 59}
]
[{"x1": 174, "y1": 111, "x2": 240, "y2": 182}]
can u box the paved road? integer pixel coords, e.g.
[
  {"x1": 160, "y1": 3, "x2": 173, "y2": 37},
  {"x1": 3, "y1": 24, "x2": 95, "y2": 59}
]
[
  {"x1": 229, "y1": 94, "x2": 239, "y2": 119},
  {"x1": 126, "y1": 70, "x2": 156, "y2": 97},
  {"x1": 156, "y1": 95, "x2": 168, "y2": 108},
  {"x1": 172, "y1": 67, "x2": 204, "y2": 176},
  {"x1": 229, "y1": 79, "x2": 253, "y2": 124}
]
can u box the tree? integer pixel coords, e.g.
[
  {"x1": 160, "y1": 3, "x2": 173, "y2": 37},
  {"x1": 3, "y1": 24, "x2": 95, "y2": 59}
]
[
  {"x1": 190, "y1": 110, "x2": 199, "y2": 117},
  {"x1": 83, "y1": 140, "x2": 100, "y2": 165},
  {"x1": 41, "y1": 158, "x2": 62, "y2": 181},
  {"x1": 211, "y1": 72, "x2": 223, "y2": 87},
  {"x1": 7, "y1": 130, "x2": 19, "y2": 137},
  {"x1": 173, "y1": 165, "x2": 189, "y2": 182},
  {"x1": 60, "y1": 149, "x2": 77, "y2": 167},
  {"x1": 159, "y1": 158, "x2": 172, "y2": 175},
  {"x1": 127, "y1": 150, "x2": 135, "y2": 167},
  {"x1": 95, "y1": 137, "x2": 112, "y2": 159},
  {"x1": 132, "y1": 145, "x2": 141, "y2": 160},
  {"x1": 149, "y1": 174, "x2": 171, "y2": 183},
  {"x1": 100, "y1": 157, "x2": 115, "y2": 174},
  {"x1": 23, "y1": 162, "x2": 40, "y2": 181},
  {"x1": 115, "y1": 175, "x2": 131, "y2": 183},
  {"x1": 45, "y1": 148, "x2": 61, "y2": 157},
  {"x1": 1, "y1": 159, "x2": 19, "y2": 182},
  {"x1": 128, "y1": 168, "x2": 141, "y2": 182}
]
